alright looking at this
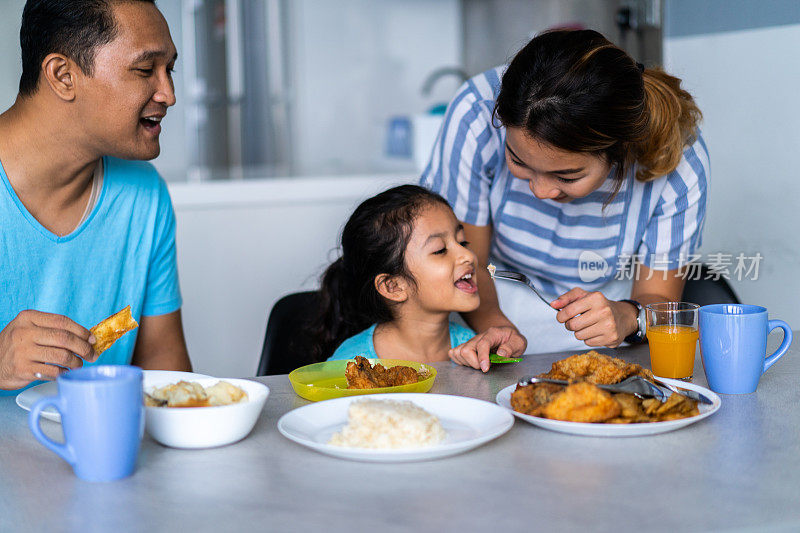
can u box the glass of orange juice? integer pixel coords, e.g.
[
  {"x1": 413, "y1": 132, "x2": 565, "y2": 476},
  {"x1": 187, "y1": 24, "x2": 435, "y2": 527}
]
[{"x1": 645, "y1": 302, "x2": 700, "y2": 381}]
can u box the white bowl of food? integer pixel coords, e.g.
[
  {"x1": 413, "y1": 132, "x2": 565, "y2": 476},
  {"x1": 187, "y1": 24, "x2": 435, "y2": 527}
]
[{"x1": 143, "y1": 375, "x2": 269, "y2": 449}]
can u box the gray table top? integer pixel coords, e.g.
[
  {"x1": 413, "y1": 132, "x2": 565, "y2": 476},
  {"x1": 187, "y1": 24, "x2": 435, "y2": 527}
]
[{"x1": 2, "y1": 334, "x2": 799, "y2": 533}]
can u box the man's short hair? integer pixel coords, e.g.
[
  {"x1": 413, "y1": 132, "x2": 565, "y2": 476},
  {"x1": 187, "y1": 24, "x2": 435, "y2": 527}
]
[{"x1": 19, "y1": 0, "x2": 156, "y2": 96}]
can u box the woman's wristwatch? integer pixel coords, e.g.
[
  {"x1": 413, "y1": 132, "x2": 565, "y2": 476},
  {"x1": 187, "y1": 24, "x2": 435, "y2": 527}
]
[{"x1": 620, "y1": 299, "x2": 646, "y2": 344}]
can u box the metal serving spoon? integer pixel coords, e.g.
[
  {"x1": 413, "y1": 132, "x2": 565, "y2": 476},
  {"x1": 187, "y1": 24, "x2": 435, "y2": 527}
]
[
  {"x1": 517, "y1": 375, "x2": 668, "y2": 402},
  {"x1": 517, "y1": 375, "x2": 713, "y2": 405}
]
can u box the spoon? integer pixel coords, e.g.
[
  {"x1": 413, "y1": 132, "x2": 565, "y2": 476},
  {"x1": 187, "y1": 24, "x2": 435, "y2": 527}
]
[{"x1": 487, "y1": 265, "x2": 553, "y2": 308}]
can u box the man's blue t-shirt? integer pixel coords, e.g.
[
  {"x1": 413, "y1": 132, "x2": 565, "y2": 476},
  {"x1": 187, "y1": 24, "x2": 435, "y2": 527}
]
[
  {"x1": 0, "y1": 156, "x2": 182, "y2": 396},
  {"x1": 328, "y1": 322, "x2": 475, "y2": 361}
]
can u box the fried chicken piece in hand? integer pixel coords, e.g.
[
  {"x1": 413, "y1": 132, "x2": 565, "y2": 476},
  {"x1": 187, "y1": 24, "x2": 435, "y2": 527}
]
[{"x1": 543, "y1": 382, "x2": 622, "y2": 423}]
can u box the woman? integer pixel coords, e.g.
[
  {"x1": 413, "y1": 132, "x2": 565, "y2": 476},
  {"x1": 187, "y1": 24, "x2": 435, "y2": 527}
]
[{"x1": 421, "y1": 30, "x2": 709, "y2": 371}]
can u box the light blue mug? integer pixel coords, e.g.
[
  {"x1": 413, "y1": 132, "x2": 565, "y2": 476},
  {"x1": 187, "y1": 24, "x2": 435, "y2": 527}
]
[
  {"x1": 28, "y1": 365, "x2": 144, "y2": 482},
  {"x1": 699, "y1": 304, "x2": 793, "y2": 394}
]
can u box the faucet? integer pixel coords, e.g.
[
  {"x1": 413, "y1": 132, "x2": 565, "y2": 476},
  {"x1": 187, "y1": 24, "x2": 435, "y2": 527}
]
[{"x1": 421, "y1": 66, "x2": 469, "y2": 96}]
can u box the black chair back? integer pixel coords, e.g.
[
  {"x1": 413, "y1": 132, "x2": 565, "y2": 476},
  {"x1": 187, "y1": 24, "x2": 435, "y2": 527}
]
[
  {"x1": 256, "y1": 291, "x2": 322, "y2": 376},
  {"x1": 680, "y1": 265, "x2": 741, "y2": 306}
]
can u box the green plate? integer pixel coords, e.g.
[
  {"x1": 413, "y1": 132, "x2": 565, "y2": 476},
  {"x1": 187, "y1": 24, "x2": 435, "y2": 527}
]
[{"x1": 288, "y1": 359, "x2": 437, "y2": 402}]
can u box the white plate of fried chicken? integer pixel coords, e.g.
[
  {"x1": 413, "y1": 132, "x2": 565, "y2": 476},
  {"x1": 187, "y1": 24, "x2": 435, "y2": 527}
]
[{"x1": 495, "y1": 351, "x2": 721, "y2": 437}]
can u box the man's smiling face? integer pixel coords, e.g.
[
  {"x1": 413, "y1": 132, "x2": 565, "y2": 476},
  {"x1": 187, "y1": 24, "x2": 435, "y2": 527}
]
[{"x1": 75, "y1": 1, "x2": 177, "y2": 160}]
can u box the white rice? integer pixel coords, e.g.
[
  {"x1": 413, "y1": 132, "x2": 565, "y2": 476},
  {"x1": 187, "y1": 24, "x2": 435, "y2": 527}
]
[{"x1": 328, "y1": 399, "x2": 446, "y2": 449}]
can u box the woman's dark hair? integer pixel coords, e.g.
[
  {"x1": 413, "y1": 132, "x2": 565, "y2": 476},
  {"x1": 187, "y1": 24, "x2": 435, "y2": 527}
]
[
  {"x1": 19, "y1": 0, "x2": 156, "y2": 96},
  {"x1": 495, "y1": 29, "x2": 701, "y2": 187},
  {"x1": 308, "y1": 185, "x2": 451, "y2": 362}
]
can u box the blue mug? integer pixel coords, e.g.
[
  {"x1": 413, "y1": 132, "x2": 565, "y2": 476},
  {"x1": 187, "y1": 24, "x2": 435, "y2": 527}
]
[
  {"x1": 699, "y1": 304, "x2": 793, "y2": 394},
  {"x1": 28, "y1": 365, "x2": 144, "y2": 482}
]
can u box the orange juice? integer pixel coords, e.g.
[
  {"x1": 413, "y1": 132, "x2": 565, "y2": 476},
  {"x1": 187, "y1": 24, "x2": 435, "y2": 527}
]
[{"x1": 646, "y1": 324, "x2": 699, "y2": 378}]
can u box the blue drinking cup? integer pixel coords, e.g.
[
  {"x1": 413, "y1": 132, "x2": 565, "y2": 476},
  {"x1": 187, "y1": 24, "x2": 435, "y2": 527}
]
[
  {"x1": 699, "y1": 304, "x2": 792, "y2": 394},
  {"x1": 28, "y1": 365, "x2": 144, "y2": 482}
]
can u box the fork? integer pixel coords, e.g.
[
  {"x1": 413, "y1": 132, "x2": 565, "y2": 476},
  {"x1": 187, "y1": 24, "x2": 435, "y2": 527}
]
[
  {"x1": 517, "y1": 375, "x2": 668, "y2": 402},
  {"x1": 488, "y1": 266, "x2": 553, "y2": 308},
  {"x1": 651, "y1": 378, "x2": 713, "y2": 405}
]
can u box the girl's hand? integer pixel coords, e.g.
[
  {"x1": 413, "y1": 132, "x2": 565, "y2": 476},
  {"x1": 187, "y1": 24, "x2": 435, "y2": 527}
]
[
  {"x1": 551, "y1": 288, "x2": 638, "y2": 348},
  {"x1": 448, "y1": 326, "x2": 527, "y2": 372}
]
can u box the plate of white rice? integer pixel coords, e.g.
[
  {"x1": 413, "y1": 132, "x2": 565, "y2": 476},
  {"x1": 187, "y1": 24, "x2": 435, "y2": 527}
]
[{"x1": 277, "y1": 393, "x2": 514, "y2": 462}]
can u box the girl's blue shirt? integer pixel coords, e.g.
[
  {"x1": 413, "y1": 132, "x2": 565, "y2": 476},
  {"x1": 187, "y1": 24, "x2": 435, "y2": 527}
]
[{"x1": 328, "y1": 322, "x2": 475, "y2": 361}]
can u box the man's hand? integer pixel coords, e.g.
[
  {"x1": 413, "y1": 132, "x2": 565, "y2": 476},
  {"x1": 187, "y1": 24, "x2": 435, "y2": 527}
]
[
  {"x1": 0, "y1": 310, "x2": 96, "y2": 390},
  {"x1": 551, "y1": 288, "x2": 638, "y2": 348},
  {"x1": 448, "y1": 326, "x2": 527, "y2": 373}
]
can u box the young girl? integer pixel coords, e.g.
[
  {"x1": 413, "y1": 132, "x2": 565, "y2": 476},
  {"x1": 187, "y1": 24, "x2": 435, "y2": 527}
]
[{"x1": 309, "y1": 185, "x2": 479, "y2": 364}]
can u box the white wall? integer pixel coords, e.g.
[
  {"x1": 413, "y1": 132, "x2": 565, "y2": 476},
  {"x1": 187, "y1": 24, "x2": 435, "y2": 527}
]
[
  {"x1": 0, "y1": 1, "x2": 27, "y2": 109},
  {"x1": 287, "y1": 0, "x2": 463, "y2": 175},
  {"x1": 149, "y1": 0, "x2": 188, "y2": 182},
  {"x1": 169, "y1": 174, "x2": 415, "y2": 376},
  {"x1": 664, "y1": 24, "x2": 800, "y2": 326}
]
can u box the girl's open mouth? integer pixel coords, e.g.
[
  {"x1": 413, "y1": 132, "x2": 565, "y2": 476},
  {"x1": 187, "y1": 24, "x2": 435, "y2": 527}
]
[{"x1": 455, "y1": 272, "x2": 478, "y2": 294}]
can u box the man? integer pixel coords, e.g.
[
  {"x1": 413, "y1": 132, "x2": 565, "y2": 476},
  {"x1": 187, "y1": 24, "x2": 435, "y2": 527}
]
[{"x1": 0, "y1": 0, "x2": 191, "y2": 393}]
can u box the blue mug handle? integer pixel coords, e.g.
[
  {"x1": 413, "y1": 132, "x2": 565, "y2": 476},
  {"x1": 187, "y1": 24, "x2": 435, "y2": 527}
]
[
  {"x1": 28, "y1": 396, "x2": 76, "y2": 466},
  {"x1": 763, "y1": 320, "x2": 793, "y2": 372}
]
